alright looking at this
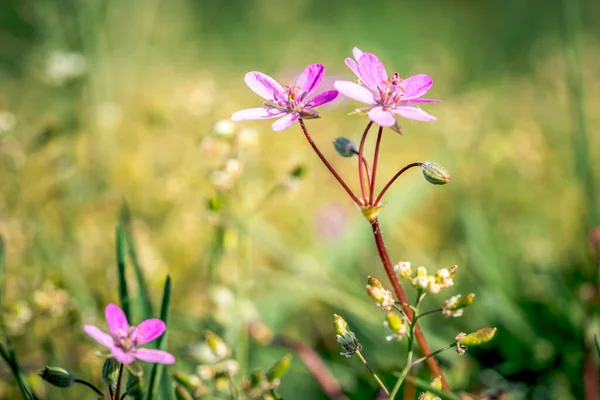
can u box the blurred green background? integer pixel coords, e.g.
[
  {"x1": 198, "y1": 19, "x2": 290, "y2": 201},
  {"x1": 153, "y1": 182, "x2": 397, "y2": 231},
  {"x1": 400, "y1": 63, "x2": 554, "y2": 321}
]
[{"x1": 1, "y1": 0, "x2": 600, "y2": 398}]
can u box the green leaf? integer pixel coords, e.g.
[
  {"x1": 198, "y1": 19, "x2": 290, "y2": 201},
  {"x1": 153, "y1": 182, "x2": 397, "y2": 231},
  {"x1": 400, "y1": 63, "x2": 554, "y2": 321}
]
[
  {"x1": 119, "y1": 203, "x2": 154, "y2": 320},
  {"x1": 146, "y1": 276, "x2": 174, "y2": 400},
  {"x1": 116, "y1": 225, "x2": 131, "y2": 321}
]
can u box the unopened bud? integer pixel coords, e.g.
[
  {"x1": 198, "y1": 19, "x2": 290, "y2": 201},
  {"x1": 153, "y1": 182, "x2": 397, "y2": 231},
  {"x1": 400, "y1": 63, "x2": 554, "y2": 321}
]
[
  {"x1": 205, "y1": 331, "x2": 231, "y2": 360},
  {"x1": 267, "y1": 354, "x2": 292, "y2": 382},
  {"x1": 175, "y1": 384, "x2": 194, "y2": 400},
  {"x1": 394, "y1": 261, "x2": 412, "y2": 279},
  {"x1": 420, "y1": 161, "x2": 451, "y2": 185},
  {"x1": 384, "y1": 311, "x2": 408, "y2": 341},
  {"x1": 333, "y1": 137, "x2": 358, "y2": 157},
  {"x1": 173, "y1": 372, "x2": 200, "y2": 390},
  {"x1": 333, "y1": 314, "x2": 350, "y2": 337},
  {"x1": 443, "y1": 293, "x2": 475, "y2": 312},
  {"x1": 458, "y1": 328, "x2": 497, "y2": 347},
  {"x1": 101, "y1": 357, "x2": 120, "y2": 388},
  {"x1": 366, "y1": 276, "x2": 394, "y2": 311},
  {"x1": 249, "y1": 370, "x2": 267, "y2": 388},
  {"x1": 419, "y1": 376, "x2": 443, "y2": 400},
  {"x1": 38, "y1": 366, "x2": 75, "y2": 388}
]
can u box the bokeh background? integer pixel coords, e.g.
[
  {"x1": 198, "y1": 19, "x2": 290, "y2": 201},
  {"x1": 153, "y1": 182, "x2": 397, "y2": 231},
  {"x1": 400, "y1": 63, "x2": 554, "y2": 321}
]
[{"x1": 1, "y1": 0, "x2": 600, "y2": 398}]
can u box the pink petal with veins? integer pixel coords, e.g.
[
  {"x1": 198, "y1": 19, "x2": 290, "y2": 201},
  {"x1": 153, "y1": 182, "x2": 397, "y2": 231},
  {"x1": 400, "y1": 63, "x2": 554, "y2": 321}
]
[
  {"x1": 231, "y1": 107, "x2": 286, "y2": 121},
  {"x1": 401, "y1": 74, "x2": 433, "y2": 100},
  {"x1": 105, "y1": 304, "x2": 129, "y2": 337},
  {"x1": 83, "y1": 325, "x2": 114, "y2": 348},
  {"x1": 272, "y1": 113, "x2": 299, "y2": 131},
  {"x1": 133, "y1": 348, "x2": 176, "y2": 365},
  {"x1": 244, "y1": 72, "x2": 285, "y2": 102},
  {"x1": 357, "y1": 53, "x2": 388, "y2": 92},
  {"x1": 368, "y1": 107, "x2": 396, "y2": 126},
  {"x1": 334, "y1": 81, "x2": 377, "y2": 104},
  {"x1": 111, "y1": 346, "x2": 135, "y2": 364},
  {"x1": 392, "y1": 106, "x2": 437, "y2": 121},
  {"x1": 307, "y1": 90, "x2": 339, "y2": 108},
  {"x1": 132, "y1": 319, "x2": 165, "y2": 345},
  {"x1": 296, "y1": 64, "x2": 324, "y2": 98}
]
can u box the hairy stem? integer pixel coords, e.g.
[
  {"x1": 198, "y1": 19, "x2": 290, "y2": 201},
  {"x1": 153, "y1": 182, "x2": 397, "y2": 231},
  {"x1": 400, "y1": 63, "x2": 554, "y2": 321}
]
[
  {"x1": 370, "y1": 218, "x2": 450, "y2": 391},
  {"x1": 358, "y1": 121, "x2": 374, "y2": 204},
  {"x1": 374, "y1": 162, "x2": 422, "y2": 205},
  {"x1": 298, "y1": 120, "x2": 360, "y2": 205},
  {"x1": 369, "y1": 126, "x2": 383, "y2": 204},
  {"x1": 355, "y1": 350, "x2": 389, "y2": 396}
]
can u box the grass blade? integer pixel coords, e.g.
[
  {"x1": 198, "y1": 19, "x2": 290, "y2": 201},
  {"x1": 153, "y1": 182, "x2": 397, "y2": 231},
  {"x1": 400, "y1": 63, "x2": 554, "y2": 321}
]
[
  {"x1": 0, "y1": 236, "x2": 4, "y2": 309},
  {"x1": 116, "y1": 225, "x2": 131, "y2": 321},
  {"x1": 146, "y1": 275, "x2": 174, "y2": 400}
]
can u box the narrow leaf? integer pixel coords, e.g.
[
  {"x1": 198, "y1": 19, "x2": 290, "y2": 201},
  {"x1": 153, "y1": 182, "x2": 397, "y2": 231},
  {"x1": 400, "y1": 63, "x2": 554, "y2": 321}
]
[
  {"x1": 119, "y1": 203, "x2": 153, "y2": 319},
  {"x1": 146, "y1": 276, "x2": 174, "y2": 400},
  {"x1": 116, "y1": 225, "x2": 131, "y2": 321}
]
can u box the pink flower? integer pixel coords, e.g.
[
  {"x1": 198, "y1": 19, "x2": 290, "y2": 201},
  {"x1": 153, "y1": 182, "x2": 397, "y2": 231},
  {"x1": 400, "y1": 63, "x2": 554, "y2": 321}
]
[
  {"x1": 231, "y1": 64, "x2": 339, "y2": 132},
  {"x1": 335, "y1": 48, "x2": 440, "y2": 132},
  {"x1": 83, "y1": 303, "x2": 175, "y2": 365}
]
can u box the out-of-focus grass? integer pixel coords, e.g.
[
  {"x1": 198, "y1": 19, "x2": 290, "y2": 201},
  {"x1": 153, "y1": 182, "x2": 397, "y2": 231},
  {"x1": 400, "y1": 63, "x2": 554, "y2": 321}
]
[{"x1": 0, "y1": 0, "x2": 599, "y2": 399}]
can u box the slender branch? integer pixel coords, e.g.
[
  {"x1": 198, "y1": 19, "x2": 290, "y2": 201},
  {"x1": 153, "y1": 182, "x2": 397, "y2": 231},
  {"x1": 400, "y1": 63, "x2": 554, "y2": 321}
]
[
  {"x1": 370, "y1": 218, "x2": 450, "y2": 391},
  {"x1": 271, "y1": 334, "x2": 348, "y2": 400},
  {"x1": 416, "y1": 308, "x2": 444, "y2": 320},
  {"x1": 74, "y1": 379, "x2": 106, "y2": 399},
  {"x1": 360, "y1": 156, "x2": 372, "y2": 188},
  {"x1": 298, "y1": 119, "x2": 360, "y2": 205},
  {"x1": 369, "y1": 126, "x2": 383, "y2": 204},
  {"x1": 374, "y1": 162, "x2": 423, "y2": 205},
  {"x1": 114, "y1": 363, "x2": 124, "y2": 400},
  {"x1": 355, "y1": 350, "x2": 389, "y2": 396},
  {"x1": 119, "y1": 392, "x2": 129, "y2": 400},
  {"x1": 411, "y1": 343, "x2": 457, "y2": 367},
  {"x1": 358, "y1": 121, "x2": 374, "y2": 204}
]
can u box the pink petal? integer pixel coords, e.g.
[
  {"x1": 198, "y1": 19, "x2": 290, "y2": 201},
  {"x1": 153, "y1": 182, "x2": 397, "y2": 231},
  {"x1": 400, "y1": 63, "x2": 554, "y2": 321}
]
[
  {"x1": 352, "y1": 47, "x2": 364, "y2": 61},
  {"x1": 392, "y1": 106, "x2": 437, "y2": 121},
  {"x1": 105, "y1": 304, "x2": 129, "y2": 337},
  {"x1": 357, "y1": 53, "x2": 388, "y2": 92},
  {"x1": 368, "y1": 107, "x2": 396, "y2": 127},
  {"x1": 401, "y1": 74, "x2": 433, "y2": 100},
  {"x1": 244, "y1": 72, "x2": 285, "y2": 101},
  {"x1": 83, "y1": 325, "x2": 115, "y2": 348},
  {"x1": 407, "y1": 98, "x2": 441, "y2": 103},
  {"x1": 334, "y1": 81, "x2": 377, "y2": 104},
  {"x1": 111, "y1": 346, "x2": 135, "y2": 364},
  {"x1": 271, "y1": 113, "x2": 299, "y2": 131},
  {"x1": 132, "y1": 319, "x2": 166, "y2": 345},
  {"x1": 295, "y1": 64, "x2": 324, "y2": 98},
  {"x1": 133, "y1": 348, "x2": 176, "y2": 365},
  {"x1": 345, "y1": 58, "x2": 362, "y2": 80},
  {"x1": 307, "y1": 90, "x2": 339, "y2": 108},
  {"x1": 231, "y1": 107, "x2": 286, "y2": 121}
]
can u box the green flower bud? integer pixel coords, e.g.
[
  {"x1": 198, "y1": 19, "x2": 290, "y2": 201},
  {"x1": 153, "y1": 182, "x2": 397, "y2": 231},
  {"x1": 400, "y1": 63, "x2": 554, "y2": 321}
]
[
  {"x1": 173, "y1": 372, "x2": 200, "y2": 390},
  {"x1": 205, "y1": 330, "x2": 231, "y2": 360},
  {"x1": 366, "y1": 276, "x2": 394, "y2": 311},
  {"x1": 249, "y1": 370, "x2": 267, "y2": 388},
  {"x1": 333, "y1": 137, "x2": 358, "y2": 157},
  {"x1": 267, "y1": 354, "x2": 292, "y2": 382},
  {"x1": 101, "y1": 357, "x2": 120, "y2": 389},
  {"x1": 126, "y1": 373, "x2": 144, "y2": 400},
  {"x1": 420, "y1": 376, "x2": 443, "y2": 400},
  {"x1": 386, "y1": 311, "x2": 404, "y2": 332},
  {"x1": 333, "y1": 314, "x2": 350, "y2": 336},
  {"x1": 420, "y1": 161, "x2": 451, "y2": 185},
  {"x1": 174, "y1": 384, "x2": 194, "y2": 400},
  {"x1": 38, "y1": 366, "x2": 75, "y2": 388},
  {"x1": 458, "y1": 327, "x2": 497, "y2": 347}
]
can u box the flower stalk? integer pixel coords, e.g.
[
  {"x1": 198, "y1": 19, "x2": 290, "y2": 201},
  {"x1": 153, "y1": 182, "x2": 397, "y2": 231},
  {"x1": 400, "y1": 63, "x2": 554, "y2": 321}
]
[{"x1": 355, "y1": 350, "x2": 389, "y2": 396}]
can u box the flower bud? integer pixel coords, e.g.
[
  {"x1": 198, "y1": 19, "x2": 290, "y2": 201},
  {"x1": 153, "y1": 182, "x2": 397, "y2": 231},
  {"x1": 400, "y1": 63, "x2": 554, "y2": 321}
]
[
  {"x1": 173, "y1": 372, "x2": 201, "y2": 390},
  {"x1": 394, "y1": 261, "x2": 412, "y2": 279},
  {"x1": 366, "y1": 276, "x2": 394, "y2": 311},
  {"x1": 384, "y1": 311, "x2": 407, "y2": 341},
  {"x1": 38, "y1": 366, "x2": 75, "y2": 388},
  {"x1": 205, "y1": 331, "x2": 231, "y2": 360},
  {"x1": 419, "y1": 376, "x2": 443, "y2": 400},
  {"x1": 458, "y1": 328, "x2": 497, "y2": 347},
  {"x1": 333, "y1": 314, "x2": 349, "y2": 337},
  {"x1": 175, "y1": 385, "x2": 194, "y2": 400},
  {"x1": 442, "y1": 293, "x2": 475, "y2": 318},
  {"x1": 101, "y1": 357, "x2": 120, "y2": 388},
  {"x1": 420, "y1": 161, "x2": 451, "y2": 185},
  {"x1": 333, "y1": 137, "x2": 358, "y2": 157},
  {"x1": 267, "y1": 354, "x2": 292, "y2": 382},
  {"x1": 249, "y1": 370, "x2": 267, "y2": 388}
]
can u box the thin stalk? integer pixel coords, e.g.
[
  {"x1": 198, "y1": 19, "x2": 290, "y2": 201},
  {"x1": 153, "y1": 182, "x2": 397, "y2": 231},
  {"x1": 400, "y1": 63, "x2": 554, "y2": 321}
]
[
  {"x1": 370, "y1": 218, "x2": 449, "y2": 391},
  {"x1": 119, "y1": 393, "x2": 129, "y2": 400},
  {"x1": 411, "y1": 343, "x2": 457, "y2": 367},
  {"x1": 360, "y1": 156, "x2": 372, "y2": 189},
  {"x1": 74, "y1": 379, "x2": 106, "y2": 398},
  {"x1": 298, "y1": 120, "x2": 360, "y2": 205},
  {"x1": 369, "y1": 126, "x2": 384, "y2": 204},
  {"x1": 114, "y1": 363, "x2": 124, "y2": 400},
  {"x1": 404, "y1": 376, "x2": 460, "y2": 400},
  {"x1": 374, "y1": 163, "x2": 422, "y2": 205},
  {"x1": 357, "y1": 121, "x2": 374, "y2": 204},
  {"x1": 355, "y1": 350, "x2": 389, "y2": 396},
  {"x1": 389, "y1": 301, "x2": 419, "y2": 399},
  {"x1": 416, "y1": 308, "x2": 443, "y2": 320}
]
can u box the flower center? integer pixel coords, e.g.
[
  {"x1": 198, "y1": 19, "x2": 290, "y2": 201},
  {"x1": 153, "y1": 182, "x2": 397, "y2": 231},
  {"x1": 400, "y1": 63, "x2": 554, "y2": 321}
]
[
  {"x1": 283, "y1": 84, "x2": 308, "y2": 112},
  {"x1": 378, "y1": 72, "x2": 405, "y2": 108},
  {"x1": 116, "y1": 326, "x2": 138, "y2": 352}
]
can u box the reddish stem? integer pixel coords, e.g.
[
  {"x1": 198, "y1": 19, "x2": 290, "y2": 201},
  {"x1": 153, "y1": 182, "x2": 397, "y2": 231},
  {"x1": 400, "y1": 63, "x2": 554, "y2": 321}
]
[
  {"x1": 360, "y1": 156, "x2": 372, "y2": 189},
  {"x1": 358, "y1": 121, "x2": 374, "y2": 204},
  {"x1": 369, "y1": 126, "x2": 384, "y2": 205},
  {"x1": 374, "y1": 162, "x2": 423, "y2": 205},
  {"x1": 298, "y1": 119, "x2": 360, "y2": 205},
  {"x1": 370, "y1": 218, "x2": 450, "y2": 392}
]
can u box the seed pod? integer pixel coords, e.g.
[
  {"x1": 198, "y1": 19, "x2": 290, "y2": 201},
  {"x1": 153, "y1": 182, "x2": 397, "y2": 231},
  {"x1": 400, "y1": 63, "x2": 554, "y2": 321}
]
[
  {"x1": 38, "y1": 366, "x2": 75, "y2": 388},
  {"x1": 421, "y1": 161, "x2": 451, "y2": 185},
  {"x1": 458, "y1": 327, "x2": 497, "y2": 346},
  {"x1": 333, "y1": 137, "x2": 358, "y2": 157}
]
